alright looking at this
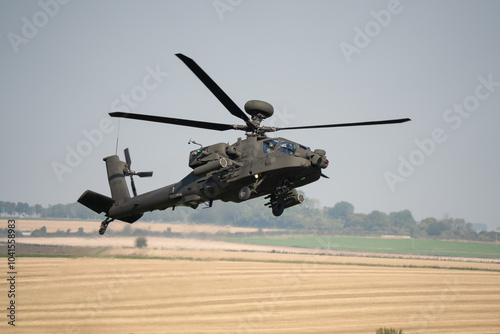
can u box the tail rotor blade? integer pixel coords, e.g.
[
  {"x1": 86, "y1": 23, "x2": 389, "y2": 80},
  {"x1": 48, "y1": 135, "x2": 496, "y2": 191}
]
[
  {"x1": 130, "y1": 175, "x2": 137, "y2": 197},
  {"x1": 124, "y1": 148, "x2": 132, "y2": 168},
  {"x1": 122, "y1": 148, "x2": 152, "y2": 196}
]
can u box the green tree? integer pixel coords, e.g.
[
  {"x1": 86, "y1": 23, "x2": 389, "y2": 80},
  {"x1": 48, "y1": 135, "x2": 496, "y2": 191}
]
[
  {"x1": 389, "y1": 210, "x2": 416, "y2": 234},
  {"x1": 364, "y1": 211, "x2": 390, "y2": 232},
  {"x1": 326, "y1": 201, "x2": 354, "y2": 220},
  {"x1": 426, "y1": 221, "x2": 448, "y2": 236},
  {"x1": 32, "y1": 226, "x2": 47, "y2": 237},
  {"x1": 15, "y1": 202, "x2": 30, "y2": 215},
  {"x1": 442, "y1": 217, "x2": 473, "y2": 233},
  {"x1": 34, "y1": 204, "x2": 43, "y2": 216},
  {"x1": 2, "y1": 202, "x2": 16, "y2": 215},
  {"x1": 135, "y1": 237, "x2": 148, "y2": 248},
  {"x1": 344, "y1": 213, "x2": 365, "y2": 229},
  {"x1": 420, "y1": 217, "x2": 438, "y2": 229}
]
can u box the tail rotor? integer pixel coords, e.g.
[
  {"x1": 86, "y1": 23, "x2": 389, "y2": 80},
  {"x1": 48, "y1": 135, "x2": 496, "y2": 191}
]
[{"x1": 124, "y1": 148, "x2": 153, "y2": 197}]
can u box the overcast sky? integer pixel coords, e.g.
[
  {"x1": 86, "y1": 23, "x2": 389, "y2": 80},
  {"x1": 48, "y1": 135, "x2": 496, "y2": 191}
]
[{"x1": 1, "y1": 0, "x2": 499, "y2": 229}]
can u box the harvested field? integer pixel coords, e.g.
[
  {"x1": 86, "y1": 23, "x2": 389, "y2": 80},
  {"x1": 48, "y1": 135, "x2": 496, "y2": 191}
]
[
  {"x1": 8, "y1": 221, "x2": 500, "y2": 333},
  {"x1": 16, "y1": 236, "x2": 500, "y2": 270},
  {"x1": 15, "y1": 219, "x2": 270, "y2": 234},
  {"x1": 1, "y1": 256, "x2": 499, "y2": 334}
]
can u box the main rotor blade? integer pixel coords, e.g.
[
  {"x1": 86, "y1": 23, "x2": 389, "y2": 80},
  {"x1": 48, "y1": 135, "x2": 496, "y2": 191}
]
[
  {"x1": 277, "y1": 118, "x2": 411, "y2": 131},
  {"x1": 110, "y1": 112, "x2": 242, "y2": 131},
  {"x1": 137, "y1": 171, "x2": 153, "y2": 178},
  {"x1": 175, "y1": 53, "x2": 252, "y2": 126}
]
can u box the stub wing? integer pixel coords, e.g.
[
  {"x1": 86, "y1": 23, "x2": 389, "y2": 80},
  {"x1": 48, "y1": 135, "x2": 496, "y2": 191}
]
[{"x1": 77, "y1": 190, "x2": 114, "y2": 214}]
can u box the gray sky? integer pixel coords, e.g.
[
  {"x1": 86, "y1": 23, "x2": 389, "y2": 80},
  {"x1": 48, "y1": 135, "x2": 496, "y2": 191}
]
[{"x1": 1, "y1": 0, "x2": 499, "y2": 229}]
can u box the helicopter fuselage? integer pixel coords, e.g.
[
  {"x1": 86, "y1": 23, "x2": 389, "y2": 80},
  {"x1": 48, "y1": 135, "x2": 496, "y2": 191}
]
[
  {"x1": 77, "y1": 53, "x2": 409, "y2": 235},
  {"x1": 103, "y1": 135, "x2": 328, "y2": 222}
]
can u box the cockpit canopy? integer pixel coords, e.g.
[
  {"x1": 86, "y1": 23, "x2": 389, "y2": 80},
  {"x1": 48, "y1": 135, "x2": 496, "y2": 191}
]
[{"x1": 262, "y1": 138, "x2": 310, "y2": 156}]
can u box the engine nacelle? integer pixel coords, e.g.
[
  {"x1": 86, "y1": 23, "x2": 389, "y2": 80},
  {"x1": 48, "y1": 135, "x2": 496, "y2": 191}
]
[
  {"x1": 189, "y1": 143, "x2": 228, "y2": 169},
  {"x1": 311, "y1": 149, "x2": 328, "y2": 168},
  {"x1": 193, "y1": 157, "x2": 228, "y2": 176}
]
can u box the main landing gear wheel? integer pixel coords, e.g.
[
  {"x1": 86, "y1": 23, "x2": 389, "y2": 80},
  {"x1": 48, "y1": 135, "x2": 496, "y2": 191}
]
[
  {"x1": 238, "y1": 186, "x2": 252, "y2": 201},
  {"x1": 99, "y1": 217, "x2": 114, "y2": 235}
]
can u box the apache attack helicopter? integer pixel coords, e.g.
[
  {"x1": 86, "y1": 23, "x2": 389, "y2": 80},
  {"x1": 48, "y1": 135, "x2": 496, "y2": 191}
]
[{"x1": 78, "y1": 53, "x2": 410, "y2": 235}]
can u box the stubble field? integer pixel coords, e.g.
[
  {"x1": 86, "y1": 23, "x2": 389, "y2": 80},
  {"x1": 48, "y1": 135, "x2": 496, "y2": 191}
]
[
  {"x1": 16, "y1": 219, "x2": 268, "y2": 234},
  {"x1": 1, "y1": 253, "x2": 500, "y2": 333},
  {"x1": 3, "y1": 220, "x2": 500, "y2": 333}
]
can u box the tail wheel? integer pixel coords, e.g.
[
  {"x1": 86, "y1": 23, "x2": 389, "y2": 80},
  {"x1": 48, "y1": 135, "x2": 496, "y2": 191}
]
[{"x1": 99, "y1": 217, "x2": 114, "y2": 235}]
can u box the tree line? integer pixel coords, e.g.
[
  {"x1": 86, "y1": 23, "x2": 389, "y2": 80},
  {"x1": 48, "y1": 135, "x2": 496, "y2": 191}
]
[
  {"x1": 0, "y1": 201, "x2": 101, "y2": 220},
  {"x1": 1, "y1": 197, "x2": 497, "y2": 242}
]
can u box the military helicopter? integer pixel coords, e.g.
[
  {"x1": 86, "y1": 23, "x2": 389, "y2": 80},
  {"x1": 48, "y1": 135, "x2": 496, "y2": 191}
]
[{"x1": 78, "y1": 53, "x2": 410, "y2": 235}]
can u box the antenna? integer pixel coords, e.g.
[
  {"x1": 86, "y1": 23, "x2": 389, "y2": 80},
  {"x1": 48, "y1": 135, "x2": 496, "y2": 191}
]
[
  {"x1": 115, "y1": 118, "x2": 121, "y2": 155},
  {"x1": 188, "y1": 138, "x2": 203, "y2": 149}
]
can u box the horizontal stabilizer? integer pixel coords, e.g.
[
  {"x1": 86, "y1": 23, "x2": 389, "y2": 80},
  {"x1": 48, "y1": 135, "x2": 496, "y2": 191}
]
[{"x1": 78, "y1": 190, "x2": 115, "y2": 214}]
